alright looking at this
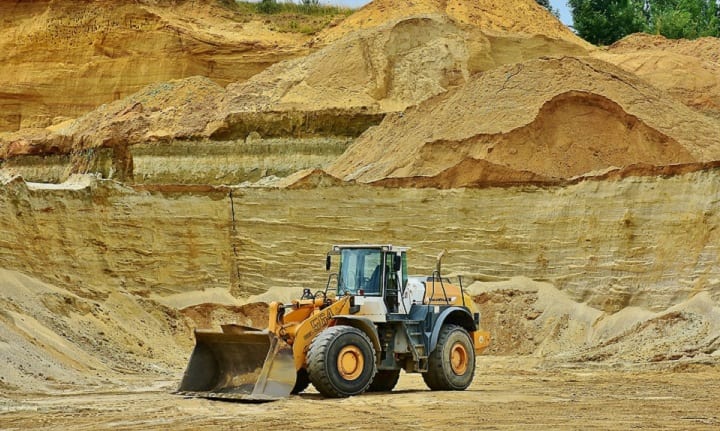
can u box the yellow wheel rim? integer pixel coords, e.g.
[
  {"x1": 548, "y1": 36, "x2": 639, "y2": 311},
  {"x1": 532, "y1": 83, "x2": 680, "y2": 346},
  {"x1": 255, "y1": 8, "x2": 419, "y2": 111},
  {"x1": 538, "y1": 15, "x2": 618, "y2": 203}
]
[
  {"x1": 450, "y1": 342, "x2": 469, "y2": 375},
  {"x1": 337, "y1": 345, "x2": 364, "y2": 380}
]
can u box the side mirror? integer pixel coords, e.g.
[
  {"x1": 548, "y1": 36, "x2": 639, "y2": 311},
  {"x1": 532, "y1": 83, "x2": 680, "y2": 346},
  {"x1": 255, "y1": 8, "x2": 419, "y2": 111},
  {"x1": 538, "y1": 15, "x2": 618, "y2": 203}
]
[
  {"x1": 326, "y1": 255, "x2": 331, "y2": 271},
  {"x1": 393, "y1": 254, "x2": 402, "y2": 272}
]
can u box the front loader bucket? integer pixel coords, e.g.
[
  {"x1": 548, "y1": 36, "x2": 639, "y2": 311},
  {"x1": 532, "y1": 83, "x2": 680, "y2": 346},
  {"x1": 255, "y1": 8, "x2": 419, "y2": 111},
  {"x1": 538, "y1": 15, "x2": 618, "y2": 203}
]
[{"x1": 176, "y1": 327, "x2": 296, "y2": 402}]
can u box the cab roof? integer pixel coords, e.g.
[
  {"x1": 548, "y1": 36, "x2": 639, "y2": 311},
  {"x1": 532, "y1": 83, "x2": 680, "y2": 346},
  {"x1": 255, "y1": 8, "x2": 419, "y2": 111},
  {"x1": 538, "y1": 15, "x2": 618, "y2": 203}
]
[{"x1": 329, "y1": 244, "x2": 410, "y2": 254}]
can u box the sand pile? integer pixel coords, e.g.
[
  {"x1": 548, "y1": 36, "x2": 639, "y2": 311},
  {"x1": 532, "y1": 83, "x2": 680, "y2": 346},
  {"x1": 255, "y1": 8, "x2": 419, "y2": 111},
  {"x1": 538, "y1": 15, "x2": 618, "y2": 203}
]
[
  {"x1": 0, "y1": 264, "x2": 318, "y2": 395},
  {"x1": 2, "y1": 252, "x2": 717, "y2": 395},
  {"x1": 315, "y1": 0, "x2": 590, "y2": 47},
  {"x1": 595, "y1": 34, "x2": 720, "y2": 119},
  {"x1": 269, "y1": 169, "x2": 348, "y2": 189},
  {"x1": 180, "y1": 302, "x2": 269, "y2": 330},
  {"x1": 608, "y1": 33, "x2": 720, "y2": 63},
  {"x1": 2, "y1": 0, "x2": 594, "y2": 164},
  {"x1": 0, "y1": 15, "x2": 476, "y2": 160},
  {"x1": 471, "y1": 277, "x2": 720, "y2": 363},
  {"x1": 0, "y1": 268, "x2": 195, "y2": 393},
  {"x1": 222, "y1": 15, "x2": 474, "y2": 116},
  {"x1": 327, "y1": 56, "x2": 720, "y2": 186},
  {"x1": 57, "y1": 76, "x2": 226, "y2": 148},
  {"x1": 219, "y1": 0, "x2": 591, "y2": 121}
]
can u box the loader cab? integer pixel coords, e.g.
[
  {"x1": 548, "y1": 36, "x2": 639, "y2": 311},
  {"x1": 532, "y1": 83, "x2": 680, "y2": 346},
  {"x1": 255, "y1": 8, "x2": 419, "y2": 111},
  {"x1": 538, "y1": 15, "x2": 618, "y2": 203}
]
[{"x1": 327, "y1": 245, "x2": 408, "y2": 318}]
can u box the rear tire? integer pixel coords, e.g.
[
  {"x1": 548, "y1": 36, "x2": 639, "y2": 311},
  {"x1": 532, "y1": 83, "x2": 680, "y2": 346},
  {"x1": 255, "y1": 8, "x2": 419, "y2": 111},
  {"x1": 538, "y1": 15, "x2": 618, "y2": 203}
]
[
  {"x1": 308, "y1": 325, "x2": 376, "y2": 398},
  {"x1": 422, "y1": 324, "x2": 475, "y2": 391},
  {"x1": 367, "y1": 369, "x2": 401, "y2": 392},
  {"x1": 291, "y1": 368, "x2": 310, "y2": 394}
]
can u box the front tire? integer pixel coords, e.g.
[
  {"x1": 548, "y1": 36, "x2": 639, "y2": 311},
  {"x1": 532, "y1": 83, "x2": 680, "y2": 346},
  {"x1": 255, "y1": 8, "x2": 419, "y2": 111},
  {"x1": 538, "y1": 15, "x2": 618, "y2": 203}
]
[
  {"x1": 423, "y1": 324, "x2": 475, "y2": 391},
  {"x1": 307, "y1": 325, "x2": 377, "y2": 398}
]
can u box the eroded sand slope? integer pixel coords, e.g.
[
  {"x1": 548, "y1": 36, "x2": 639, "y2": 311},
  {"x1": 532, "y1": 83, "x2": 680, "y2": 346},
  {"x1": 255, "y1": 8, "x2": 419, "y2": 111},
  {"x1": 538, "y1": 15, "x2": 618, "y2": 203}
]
[
  {"x1": 0, "y1": 0, "x2": 310, "y2": 132},
  {"x1": 596, "y1": 33, "x2": 720, "y2": 119},
  {"x1": 0, "y1": 0, "x2": 591, "y2": 177},
  {"x1": 328, "y1": 56, "x2": 720, "y2": 185}
]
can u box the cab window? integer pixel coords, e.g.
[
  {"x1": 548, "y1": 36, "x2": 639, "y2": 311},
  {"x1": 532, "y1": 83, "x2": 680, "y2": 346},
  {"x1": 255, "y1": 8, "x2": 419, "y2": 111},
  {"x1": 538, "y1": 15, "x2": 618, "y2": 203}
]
[{"x1": 338, "y1": 248, "x2": 382, "y2": 296}]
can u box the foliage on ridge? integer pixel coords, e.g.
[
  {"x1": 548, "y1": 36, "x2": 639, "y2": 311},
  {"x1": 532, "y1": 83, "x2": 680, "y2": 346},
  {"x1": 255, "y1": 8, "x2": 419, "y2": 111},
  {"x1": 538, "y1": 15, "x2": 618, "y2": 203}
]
[
  {"x1": 233, "y1": 0, "x2": 354, "y2": 34},
  {"x1": 570, "y1": 0, "x2": 720, "y2": 45}
]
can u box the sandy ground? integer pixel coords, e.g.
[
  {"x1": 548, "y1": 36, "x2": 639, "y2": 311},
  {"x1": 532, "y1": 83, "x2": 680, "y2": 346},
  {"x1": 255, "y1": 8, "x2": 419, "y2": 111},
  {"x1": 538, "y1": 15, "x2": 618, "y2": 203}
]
[{"x1": 1, "y1": 357, "x2": 718, "y2": 430}]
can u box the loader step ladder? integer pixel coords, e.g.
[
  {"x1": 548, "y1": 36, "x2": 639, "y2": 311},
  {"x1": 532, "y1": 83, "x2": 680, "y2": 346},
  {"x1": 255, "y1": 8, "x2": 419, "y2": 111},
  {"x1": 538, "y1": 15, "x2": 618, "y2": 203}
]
[{"x1": 404, "y1": 321, "x2": 428, "y2": 372}]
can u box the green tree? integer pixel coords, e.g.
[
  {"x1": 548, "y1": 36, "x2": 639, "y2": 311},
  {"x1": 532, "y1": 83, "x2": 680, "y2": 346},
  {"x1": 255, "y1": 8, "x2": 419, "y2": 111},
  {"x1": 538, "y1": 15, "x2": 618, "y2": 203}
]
[
  {"x1": 568, "y1": 0, "x2": 645, "y2": 45},
  {"x1": 570, "y1": 0, "x2": 719, "y2": 43},
  {"x1": 646, "y1": 0, "x2": 719, "y2": 38},
  {"x1": 536, "y1": 0, "x2": 553, "y2": 8},
  {"x1": 257, "y1": 0, "x2": 279, "y2": 14}
]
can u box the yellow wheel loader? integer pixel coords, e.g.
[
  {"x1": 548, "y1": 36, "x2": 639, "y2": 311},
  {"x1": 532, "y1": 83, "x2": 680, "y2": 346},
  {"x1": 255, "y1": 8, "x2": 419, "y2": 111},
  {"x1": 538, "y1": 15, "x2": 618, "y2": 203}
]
[{"x1": 176, "y1": 245, "x2": 490, "y2": 400}]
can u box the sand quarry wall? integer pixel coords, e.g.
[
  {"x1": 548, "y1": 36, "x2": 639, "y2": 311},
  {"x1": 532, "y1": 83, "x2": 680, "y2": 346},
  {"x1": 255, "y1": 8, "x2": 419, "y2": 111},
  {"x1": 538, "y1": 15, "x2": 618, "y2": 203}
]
[
  {"x1": 2, "y1": 171, "x2": 720, "y2": 312},
  {"x1": 3, "y1": 171, "x2": 720, "y2": 392},
  {"x1": 0, "y1": 177, "x2": 235, "y2": 303},
  {"x1": 1, "y1": 137, "x2": 354, "y2": 185}
]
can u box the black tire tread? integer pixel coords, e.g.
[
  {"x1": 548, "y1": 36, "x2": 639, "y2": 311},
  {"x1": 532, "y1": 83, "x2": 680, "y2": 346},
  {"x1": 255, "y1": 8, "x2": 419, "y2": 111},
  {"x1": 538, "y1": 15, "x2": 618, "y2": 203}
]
[
  {"x1": 367, "y1": 369, "x2": 401, "y2": 392},
  {"x1": 291, "y1": 368, "x2": 310, "y2": 394},
  {"x1": 422, "y1": 324, "x2": 475, "y2": 391},
  {"x1": 307, "y1": 325, "x2": 376, "y2": 398}
]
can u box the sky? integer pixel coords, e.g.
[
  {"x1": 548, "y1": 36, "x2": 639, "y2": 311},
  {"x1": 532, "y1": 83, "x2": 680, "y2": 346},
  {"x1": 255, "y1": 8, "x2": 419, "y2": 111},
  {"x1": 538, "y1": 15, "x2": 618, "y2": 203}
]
[{"x1": 320, "y1": 0, "x2": 574, "y2": 26}]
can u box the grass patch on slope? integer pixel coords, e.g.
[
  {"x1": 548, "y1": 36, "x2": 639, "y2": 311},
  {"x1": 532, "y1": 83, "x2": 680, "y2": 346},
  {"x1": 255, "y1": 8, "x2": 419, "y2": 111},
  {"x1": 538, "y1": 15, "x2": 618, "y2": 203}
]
[{"x1": 234, "y1": 1, "x2": 355, "y2": 34}]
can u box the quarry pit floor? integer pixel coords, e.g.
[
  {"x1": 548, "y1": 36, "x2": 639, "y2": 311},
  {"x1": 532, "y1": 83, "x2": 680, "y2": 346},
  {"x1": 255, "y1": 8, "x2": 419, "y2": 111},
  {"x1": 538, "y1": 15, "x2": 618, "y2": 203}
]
[{"x1": 1, "y1": 357, "x2": 718, "y2": 430}]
